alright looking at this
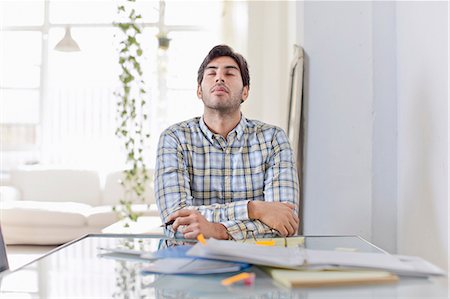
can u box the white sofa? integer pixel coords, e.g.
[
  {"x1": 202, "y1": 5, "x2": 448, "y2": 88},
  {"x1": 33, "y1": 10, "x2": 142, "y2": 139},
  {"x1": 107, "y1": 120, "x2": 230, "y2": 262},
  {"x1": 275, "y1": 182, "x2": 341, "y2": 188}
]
[{"x1": 0, "y1": 168, "x2": 162, "y2": 245}]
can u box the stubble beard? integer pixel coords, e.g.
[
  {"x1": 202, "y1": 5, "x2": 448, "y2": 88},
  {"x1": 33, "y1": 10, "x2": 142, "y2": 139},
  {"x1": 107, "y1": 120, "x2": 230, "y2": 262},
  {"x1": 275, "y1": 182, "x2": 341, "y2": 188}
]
[{"x1": 201, "y1": 88, "x2": 243, "y2": 114}]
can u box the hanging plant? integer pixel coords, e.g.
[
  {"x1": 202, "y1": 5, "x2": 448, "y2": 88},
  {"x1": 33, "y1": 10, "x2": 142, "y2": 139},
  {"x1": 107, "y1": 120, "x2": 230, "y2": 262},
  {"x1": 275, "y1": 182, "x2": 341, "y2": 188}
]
[{"x1": 113, "y1": 0, "x2": 150, "y2": 222}]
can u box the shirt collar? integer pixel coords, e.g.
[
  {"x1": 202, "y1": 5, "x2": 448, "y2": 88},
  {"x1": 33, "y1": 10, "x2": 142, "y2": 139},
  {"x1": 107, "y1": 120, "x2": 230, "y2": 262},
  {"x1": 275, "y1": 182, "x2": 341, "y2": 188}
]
[
  {"x1": 233, "y1": 115, "x2": 247, "y2": 141},
  {"x1": 199, "y1": 115, "x2": 248, "y2": 143},
  {"x1": 199, "y1": 115, "x2": 215, "y2": 143}
]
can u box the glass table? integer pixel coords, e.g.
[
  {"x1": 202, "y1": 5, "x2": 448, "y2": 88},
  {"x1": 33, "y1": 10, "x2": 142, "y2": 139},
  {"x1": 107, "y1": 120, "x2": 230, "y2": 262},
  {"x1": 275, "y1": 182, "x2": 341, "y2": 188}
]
[{"x1": 0, "y1": 234, "x2": 447, "y2": 298}]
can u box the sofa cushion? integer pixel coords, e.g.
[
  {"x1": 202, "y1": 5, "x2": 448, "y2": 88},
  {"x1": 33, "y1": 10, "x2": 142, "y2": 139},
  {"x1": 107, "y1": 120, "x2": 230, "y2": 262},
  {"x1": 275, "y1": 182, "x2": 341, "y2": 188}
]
[
  {"x1": 10, "y1": 169, "x2": 102, "y2": 205},
  {"x1": 86, "y1": 206, "x2": 119, "y2": 227},
  {"x1": 101, "y1": 170, "x2": 155, "y2": 206},
  {"x1": 1, "y1": 201, "x2": 90, "y2": 227},
  {"x1": 101, "y1": 216, "x2": 163, "y2": 235},
  {"x1": 0, "y1": 186, "x2": 20, "y2": 202},
  {"x1": 86, "y1": 204, "x2": 160, "y2": 227},
  {"x1": 3, "y1": 225, "x2": 102, "y2": 245}
]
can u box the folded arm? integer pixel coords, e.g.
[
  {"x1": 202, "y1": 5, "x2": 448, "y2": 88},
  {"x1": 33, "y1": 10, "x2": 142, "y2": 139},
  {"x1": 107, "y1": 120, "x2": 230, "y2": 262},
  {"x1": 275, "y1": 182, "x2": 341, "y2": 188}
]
[
  {"x1": 155, "y1": 129, "x2": 299, "y2": 240},
  {"x1": 218, "y1": 129, "x2": 300, "y2": 239}
]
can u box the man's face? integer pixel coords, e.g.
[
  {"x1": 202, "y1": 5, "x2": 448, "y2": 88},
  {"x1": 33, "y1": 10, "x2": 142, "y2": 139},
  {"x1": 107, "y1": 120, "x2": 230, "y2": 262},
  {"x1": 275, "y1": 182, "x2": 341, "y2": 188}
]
[{"x1": 197, "y1": 56, "x2": 249, "y2": 113}]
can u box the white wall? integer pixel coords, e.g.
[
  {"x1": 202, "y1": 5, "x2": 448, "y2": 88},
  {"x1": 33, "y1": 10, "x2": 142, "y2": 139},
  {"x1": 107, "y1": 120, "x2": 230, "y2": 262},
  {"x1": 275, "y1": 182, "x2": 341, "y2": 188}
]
[
  {"x1": 298, "y1": 1, "x2": 448, "y2": 270},
  {"x1": 371, "y1": 1, "x2": 398, "y2": 254},
  {"x1": 239, "y1": 1, "x2": 294, "y2": 131},
  {"x1": 396, "y1": 1, "x2": 448, "y2": 271},
  {"x1": 301, "y1": 1, "x2": 374, "y2": 240}
]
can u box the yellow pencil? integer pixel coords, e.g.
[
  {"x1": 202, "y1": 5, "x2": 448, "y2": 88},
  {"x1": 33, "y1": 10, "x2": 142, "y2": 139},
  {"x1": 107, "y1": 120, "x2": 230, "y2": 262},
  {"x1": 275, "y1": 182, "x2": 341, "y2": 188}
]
[{"x1": 221, "y1": 272, "x2": 255, "y2": 286}]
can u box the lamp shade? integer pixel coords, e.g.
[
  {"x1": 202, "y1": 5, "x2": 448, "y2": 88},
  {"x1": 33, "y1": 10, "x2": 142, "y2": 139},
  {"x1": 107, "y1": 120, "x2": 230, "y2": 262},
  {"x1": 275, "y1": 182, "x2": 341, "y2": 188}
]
[{"x1": 54, "y1": 26, "x2": 80, "y2": 52}]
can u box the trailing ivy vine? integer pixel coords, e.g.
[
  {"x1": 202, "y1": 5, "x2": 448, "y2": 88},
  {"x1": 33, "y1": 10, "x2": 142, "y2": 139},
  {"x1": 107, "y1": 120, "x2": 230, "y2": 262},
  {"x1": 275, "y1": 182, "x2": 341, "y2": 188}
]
[{"x1": 113, "y1": 0, "x2": 150, "y2": 222}]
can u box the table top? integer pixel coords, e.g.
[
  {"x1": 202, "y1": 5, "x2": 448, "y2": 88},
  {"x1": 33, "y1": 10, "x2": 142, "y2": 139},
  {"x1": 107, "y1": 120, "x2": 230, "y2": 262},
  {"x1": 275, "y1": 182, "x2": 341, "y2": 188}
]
[{"x1": 0, "y1": 234, "x2": 447, "y2": 298}]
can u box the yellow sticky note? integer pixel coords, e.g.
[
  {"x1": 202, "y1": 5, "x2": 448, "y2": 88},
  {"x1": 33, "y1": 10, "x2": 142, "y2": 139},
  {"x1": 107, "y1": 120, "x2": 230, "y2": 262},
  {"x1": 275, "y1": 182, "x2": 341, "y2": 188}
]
[
  {"x1": 255, "y1": 240, "x2": 275, "y2": 246},
  {"x1": 197, "y1": 233, "x2": 206, "y2": 245}
]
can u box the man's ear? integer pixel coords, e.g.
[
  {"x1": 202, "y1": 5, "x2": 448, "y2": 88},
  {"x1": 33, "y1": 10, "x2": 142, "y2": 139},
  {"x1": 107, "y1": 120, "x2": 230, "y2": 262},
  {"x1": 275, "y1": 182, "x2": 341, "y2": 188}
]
[
  {"x1": 241, "y1": 86, "x2": 249, "y2": 103},
  {"x1": 197, "y1": 84, "x2": 202, "y2": 99}
]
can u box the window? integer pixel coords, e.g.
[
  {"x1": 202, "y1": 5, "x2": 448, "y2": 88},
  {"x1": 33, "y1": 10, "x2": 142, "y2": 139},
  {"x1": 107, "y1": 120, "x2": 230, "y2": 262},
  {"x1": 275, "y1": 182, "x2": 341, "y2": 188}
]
[{"x1": 0, "y1": 0, "x2": 222, "y2": 174}]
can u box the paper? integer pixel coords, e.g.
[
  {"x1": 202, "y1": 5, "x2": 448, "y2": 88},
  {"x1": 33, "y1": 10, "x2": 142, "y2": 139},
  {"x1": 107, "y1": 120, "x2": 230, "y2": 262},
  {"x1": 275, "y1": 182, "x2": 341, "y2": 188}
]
[
  {"x1": 304, "y1": 250, "x2": 445, "y2": 277},
  {"x1": 142, "y1": 258, "x2": 249, "y2": 275},
  {"x1": 187, "y1": 239, "x2": 304, "y2": 268},
  {"x1": 98, "y1": 252, "x2": 156, "y2": 262},
  {"x1": 98, "y1": 245, "x2": 193, "y2": 261},
  {"x1": 98, "y1": 247, "x2": 155, "y2": 257},
  {"x1": 186, "y1": 239, "x2": 445, "y2": 277},
  {"x1": 98, "y1": 244, "x2": 250, "y2": 274},
  {"x1": 305, "y1": 249, "x2": 408, "y2": 270},
  {"x1": 97, "y1": 247, "x2": 157, "y2": 262},
  {"x1": 392, "y1": 255, "x2": 446, "y2": 277}
]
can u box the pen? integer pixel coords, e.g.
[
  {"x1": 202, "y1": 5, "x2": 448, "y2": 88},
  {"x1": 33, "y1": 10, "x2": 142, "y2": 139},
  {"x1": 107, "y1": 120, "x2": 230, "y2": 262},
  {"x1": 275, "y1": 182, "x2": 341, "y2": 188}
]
[{"x1": 160, "y1": 219, "x2": 175, "y2": 227}]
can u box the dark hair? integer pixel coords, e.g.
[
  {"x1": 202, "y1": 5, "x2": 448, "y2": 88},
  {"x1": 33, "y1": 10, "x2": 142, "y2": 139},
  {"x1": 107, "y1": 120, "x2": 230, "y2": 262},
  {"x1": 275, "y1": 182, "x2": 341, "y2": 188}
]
[{"x1": 197, "y1": 45, "x2": 250, "y2": 88}]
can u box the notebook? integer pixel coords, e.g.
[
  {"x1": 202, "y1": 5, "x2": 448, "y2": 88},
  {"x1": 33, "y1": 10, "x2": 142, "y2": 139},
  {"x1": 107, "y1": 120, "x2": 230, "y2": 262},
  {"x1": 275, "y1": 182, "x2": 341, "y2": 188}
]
[{"x1": 261, "y1": 267, "x2": 398, "y2": 288}]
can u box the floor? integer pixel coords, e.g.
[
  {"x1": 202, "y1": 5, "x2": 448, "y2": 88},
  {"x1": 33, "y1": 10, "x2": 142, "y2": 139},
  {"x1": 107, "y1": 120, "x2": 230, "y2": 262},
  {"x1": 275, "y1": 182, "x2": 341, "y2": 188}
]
[{"x1": 5, "y1": 244, "x2": 57, "y2": 270}]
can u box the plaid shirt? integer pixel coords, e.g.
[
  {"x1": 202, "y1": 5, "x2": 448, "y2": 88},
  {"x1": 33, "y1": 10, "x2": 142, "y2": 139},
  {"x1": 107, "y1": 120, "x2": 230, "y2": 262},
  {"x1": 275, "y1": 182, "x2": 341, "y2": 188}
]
[{"x1": 155, "y1": 115, "x2": 299, "y2": 240}]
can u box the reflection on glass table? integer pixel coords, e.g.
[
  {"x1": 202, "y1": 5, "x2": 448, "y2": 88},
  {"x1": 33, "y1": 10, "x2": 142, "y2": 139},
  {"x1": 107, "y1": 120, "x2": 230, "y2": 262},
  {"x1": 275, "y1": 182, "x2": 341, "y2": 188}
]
[{"x1": 0, "y1": 234, "x2": 447, "y2": 298}]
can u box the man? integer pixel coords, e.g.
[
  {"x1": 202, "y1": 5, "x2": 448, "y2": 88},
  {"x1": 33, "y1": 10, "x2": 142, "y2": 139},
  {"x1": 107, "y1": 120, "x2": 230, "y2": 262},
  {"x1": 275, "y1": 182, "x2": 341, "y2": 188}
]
[{"x1": 155, "y1": 45, "x2": 299, "y2": 240}]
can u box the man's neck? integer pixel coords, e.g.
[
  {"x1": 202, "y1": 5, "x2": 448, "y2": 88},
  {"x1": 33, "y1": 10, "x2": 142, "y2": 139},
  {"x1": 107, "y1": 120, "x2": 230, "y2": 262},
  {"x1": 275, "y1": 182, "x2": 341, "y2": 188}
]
[{"x1": 203, "y1": 110, "x2": 241, "y2": 139}]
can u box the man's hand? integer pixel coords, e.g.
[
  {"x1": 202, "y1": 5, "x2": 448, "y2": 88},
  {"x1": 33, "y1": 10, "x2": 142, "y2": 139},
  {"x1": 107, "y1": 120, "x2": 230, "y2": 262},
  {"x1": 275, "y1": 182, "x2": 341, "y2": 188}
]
[
  {"x1": 167, "y1": 209, "x2": 229, "y2": 240},
  {"x1": 248, "y1": 201, "x2": 299, "y2": 236}
]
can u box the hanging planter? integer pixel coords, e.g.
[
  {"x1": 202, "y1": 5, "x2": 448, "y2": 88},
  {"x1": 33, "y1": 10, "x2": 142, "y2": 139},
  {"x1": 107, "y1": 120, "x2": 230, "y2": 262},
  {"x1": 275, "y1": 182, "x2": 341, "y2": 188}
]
[{"x1": 113, "y1": 0, "x2": 151, "y2": 222}]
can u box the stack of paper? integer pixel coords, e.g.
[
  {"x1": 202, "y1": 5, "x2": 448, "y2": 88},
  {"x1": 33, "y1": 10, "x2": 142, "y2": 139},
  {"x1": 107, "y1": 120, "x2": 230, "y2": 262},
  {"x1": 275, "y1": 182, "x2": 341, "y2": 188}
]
[
  {"x1": 187, "y1": 238, "x2": 305, "y2": 268},
  {"x1": 99, "y1": 245, "x2": 250, "y2": 275},
  {"x1": 186, "y1": 239, "x2": 445, "y2": 278}
]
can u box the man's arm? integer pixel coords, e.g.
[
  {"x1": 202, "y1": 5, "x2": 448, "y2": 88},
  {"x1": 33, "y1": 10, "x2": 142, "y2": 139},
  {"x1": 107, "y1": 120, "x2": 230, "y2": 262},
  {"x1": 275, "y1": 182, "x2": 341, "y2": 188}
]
[
  {"x1": 155, "y1": 130, "x2": 191, "y2": 238},
  {"x1": 248, "y1": 128, "x2": 300, "y2": 235},
  {"x1": 167, "y1": 209, "x2": 229, "y2": 239},
  {"x1": 155, "y1": 131, "x2": 257, "y2": 239},
  {"x1": 155, "y1": 128, "x2": 299, "y2": 239},
  {"x1": 217, "y1": 129, "x2": 300, "y2": 240}
]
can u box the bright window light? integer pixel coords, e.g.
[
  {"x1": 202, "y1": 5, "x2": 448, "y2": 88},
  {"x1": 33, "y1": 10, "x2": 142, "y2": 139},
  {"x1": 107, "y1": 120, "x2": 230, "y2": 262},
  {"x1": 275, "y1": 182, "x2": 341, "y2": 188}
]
[
  {"x1": 1, "y1": 90, "x2": 40, "y2": 124},
  {"x1": 0, "y1": 32, "x2": 42, "y2": 68},
  {"x1": 1, "y1": 0, "x2": 223, "y2": 172},
  {"x1": 0, "y1": 1, "x2": 44, "y2": 27},
  {"x1": 165, "y1": 0, "x2": 222, "y2": 26},
  {"x1": 48, "y1": 27, "x2": 118, "y2": 88}
]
